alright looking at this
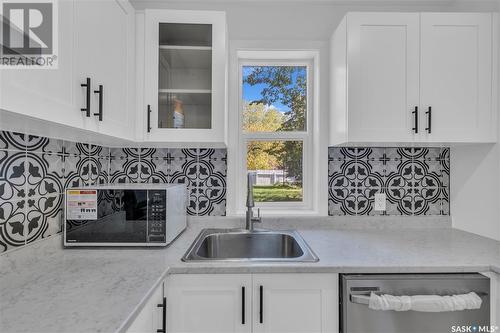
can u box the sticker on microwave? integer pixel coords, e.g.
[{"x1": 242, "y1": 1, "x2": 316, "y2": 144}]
[{"x1": 66, "y1": 190, "x2": 98, "y2": 220}]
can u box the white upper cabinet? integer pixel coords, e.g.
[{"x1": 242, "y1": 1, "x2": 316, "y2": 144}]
[
  {"x1": 345, "y1": 13, "x2": 420, "y2": 143},
  {"x1": 420, "y1": 13, "x2": 494, "y2": 142},
  {"x1": 75, "y1": 0, "x2": 135, "y2": 138},
  {"x1": 330, "y1": 12, "x2": 498, "y2": 145},
  {"x1": 141, "y1": 10, "x2": 228, "y2": 146},
  {"x1": 0, "y1": 0, "x2": 135, "y2": 141},
  {"x1": 0, "y1": 0, "x2": 83, "y2": 129}
]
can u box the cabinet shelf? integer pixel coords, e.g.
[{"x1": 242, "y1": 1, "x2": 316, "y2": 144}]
[
  {"x1": 159, "y1": 45, "x2": 212, "y2": 51},
  {"x1": 159, "y1": 89, "x2": 211, "y2": 94},
  {"x1": 158, "y1": 90, "x2": 211, "y2": 106},
  {"x1": 159, "y1": 47, "x2": 211, "y2": 71}
]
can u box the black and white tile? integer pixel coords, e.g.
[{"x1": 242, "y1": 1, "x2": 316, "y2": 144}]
[
  {"x1": 0, "y1": 130, "x2": 228, "y2": 253},
  {"x1": 0, "y1": 129, "x2": 453, "y2": 252},
  {"x1": 0, "y1": 149, "x2": 27, "y2": 203},
  {"x1": 328, "y1": 147, "x2": 450, "y2": 216},
  {"x1": 106, "y1": 147, "x2": 227, "y2": 216},
  {"x1": 109, "y1": 148, "x2": 141, "y2": 183},
  {"x1": 0, "y1": 132, "x2": 67, "y2": 252}
]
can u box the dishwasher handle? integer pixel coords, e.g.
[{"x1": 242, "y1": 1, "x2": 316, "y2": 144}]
[
  {"x1": 350, "y1": 293, "x2": 371, "y2": 305},
  {"x1": 350, "y1": 292, "x2": 488, "y2": 310}
]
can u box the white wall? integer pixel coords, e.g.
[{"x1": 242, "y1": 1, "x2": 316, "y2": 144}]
[
  {"x1": 451, "y1": 0, "x2": 500, "y2": 241},
  {"x1": 132, "y1": 1, "x2": 498, "y2": 41},
  {"x1": 133, "y1": 0, "x2": 500, "y2": 237},
  {"x1": 451, "y1": 144, "x2": 500, "y2": 240}
]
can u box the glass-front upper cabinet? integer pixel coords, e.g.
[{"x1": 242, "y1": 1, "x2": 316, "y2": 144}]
[{"x1": 144, "y1": 10, "x2": 227, "y2": 145}]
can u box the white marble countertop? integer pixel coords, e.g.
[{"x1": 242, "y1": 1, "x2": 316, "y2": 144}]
[{"x1": 1, "y1": 216, "x2": 500, "y2": 333}]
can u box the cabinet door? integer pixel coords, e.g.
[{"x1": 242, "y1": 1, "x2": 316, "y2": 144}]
[
  {"x1": 166, "y1": 274, "x2": 251, "y2": 333},
  {"x1": 253, "y1": 274, "x2": 338, "y2": 333},
  {"x1": 143, "y1": 10, "x2": 227, "y2": 145},
  {"x1": 347, "y1": 13, "x2": 420, "y2": 142},
  {"x1": 420, "y1": 13, "x2": 494, "y2": 142},
  {"x1": 0, "y1": 0, "x2": 85, "y2": 129},
  {"x1": 74, "y1": 0, "x2": 134, "y2": 139},
  {"x1": 126, "y1": 282, "x2": 164, "y2": 333}
]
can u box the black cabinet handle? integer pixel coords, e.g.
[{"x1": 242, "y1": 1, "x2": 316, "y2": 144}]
[
  {"x1": 80, "y1": 78, "x2": 91, "y2": 117},
  {"x1": 412, "y1": 106, "x2": 418, "y2": 134},
  {"x1": 425, "y1": 106, "x2": 432, "y2": 134},
  {"x1": 147, "y1": 104, "x2": 152, "y2": 133},
  {"x1": 157, "y1": 297, "x2": 166, "y2": 333},
  {"x1": 93, "y1": 85, "x2": 103, "y2": 121},
  {"x1": 241, "y1": 286, "x2": 245, "y2": 325},
  {"x1": 259, "y1": 285, "x2": 263, "y2": 324}
]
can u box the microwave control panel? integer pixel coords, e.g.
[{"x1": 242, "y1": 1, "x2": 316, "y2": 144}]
[{"x1": 147, "y1": 190, "x2": 167, "y2": 242}]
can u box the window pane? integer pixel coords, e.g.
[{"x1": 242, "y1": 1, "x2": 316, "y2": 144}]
[
  {"x1": 247, "y1": 140, "x2": 303, "y2": 202},
  {"x1": 242, "y1": 66, "x2": 306, "y2": 132}
]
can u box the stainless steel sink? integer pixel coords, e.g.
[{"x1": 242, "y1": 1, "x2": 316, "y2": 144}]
[{"x1": 182, "y1": 229, "x2": 319, "y2": 262}]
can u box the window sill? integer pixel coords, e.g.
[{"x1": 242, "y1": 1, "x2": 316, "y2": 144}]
[{"x1": 228, "y1": 209, "x2": 322, "y2": 217}]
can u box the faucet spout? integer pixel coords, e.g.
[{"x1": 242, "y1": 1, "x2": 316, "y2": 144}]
[
  {"x1": 246, "y1": 172, "x2": 261, "y2": 231},
  {"x1": 246, "y1": 172, "x2": 254, "y2": 208}
]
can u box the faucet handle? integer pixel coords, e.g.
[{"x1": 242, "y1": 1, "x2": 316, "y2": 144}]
[{"x1": 253, "y1": 208, "x2": 262, "y2": 223}]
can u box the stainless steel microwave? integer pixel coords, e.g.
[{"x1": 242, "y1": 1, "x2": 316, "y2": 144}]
[{"x1": 64, "y1": 184, "x2": 187, "y2": 247}]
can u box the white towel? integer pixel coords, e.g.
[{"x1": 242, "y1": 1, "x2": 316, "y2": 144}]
[{"x1": 368, "y1": 291, "x2": 482, "y2": 312}]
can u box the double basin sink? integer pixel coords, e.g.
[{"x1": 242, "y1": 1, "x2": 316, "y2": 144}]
[{"x1": 182, "y1": 228, "x2": 318, "y2": 262}]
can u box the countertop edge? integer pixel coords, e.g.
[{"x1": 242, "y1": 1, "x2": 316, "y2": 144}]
[{"x1": 116, "y1": 268, "x2": 171, "y2": 333}]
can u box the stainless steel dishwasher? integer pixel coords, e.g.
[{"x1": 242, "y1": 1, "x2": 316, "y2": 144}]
[{"x1": 341, "y1": 273, "x2": 490, "y2": 333}]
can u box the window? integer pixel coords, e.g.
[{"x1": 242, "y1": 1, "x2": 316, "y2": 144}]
[{"x1": 238, "y1": 58, "x2": 313, "y2": 211}]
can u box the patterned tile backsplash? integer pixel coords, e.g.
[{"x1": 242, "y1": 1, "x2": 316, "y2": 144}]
[
  {"x1": 328, "y1": 147, "x2": 450, "y2": 216},
  {"x1": 0, "y1": 130, "x2": 227, "y2": 253},
  {"x1": 0, "y1": 129, "x2": 451, "y2": 253}
]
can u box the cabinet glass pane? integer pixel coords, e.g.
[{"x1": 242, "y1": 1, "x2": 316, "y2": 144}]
[
  {"x1": 158, "y1": 23, "x2": 212, "y2": 129},
  {"x1": 159, "y1": 23, "x2": 212, "y2": 47},
  {"x1": 158, "y1": 92, "x2": 211, "y2": 129},
  {"x1": 159, "y1": 49, "x2": 211, "y2": 90}
]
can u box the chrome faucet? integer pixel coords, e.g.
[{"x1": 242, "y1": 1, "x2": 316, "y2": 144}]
[{"x1": 246, "y1": 172, "x2": 261, "y2": 231}]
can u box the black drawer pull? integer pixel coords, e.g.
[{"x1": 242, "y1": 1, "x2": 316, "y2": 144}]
[
  {"x1": 157, "y1": 297, "x2": 166, "y2": 333},
  {"x1": 259, "y1": 285, "x2": 263, "y2": 324},
  {"x1": 412, "y1": 106, "x2": 418, "y2": 134},
  {"x1": 242, "y1": 286, "x2": 246, "y2": 325},
  {"x1": 80, "y1": 77, "x2": 91, "y2": 117},
  {"x1": 425, "y1": 106, "x2": 432, "y2": 134},
  {"x1": 147, "y1": 104, "x2": 152, "y2": 133},
  {"x1": 93, "y1": 85, "x2": 103, "y2": 121}
]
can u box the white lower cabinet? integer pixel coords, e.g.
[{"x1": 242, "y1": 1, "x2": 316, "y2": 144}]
[
  {"x1": 495, "y1": 273, "x2": 500, "y2": 326},
  {"x1": 166, "y1": 274, "x2": 252, "y2": 333},
  {"x1": 483, "y1": 272, "x2": 500, "y2": 327},
  {"x1": 252, "y1": 274, "x2": 338, "y2": 333},
  {"x1": 165, "y1": 273, "x2": 338, "y2": 333},
  {"x1": 126, "y1": 282, "x2": 165, "y2": 333}
]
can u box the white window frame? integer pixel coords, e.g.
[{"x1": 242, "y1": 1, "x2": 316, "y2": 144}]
[{"x1": 231, "y1": 50, "x2": 320, "y2": 215}]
